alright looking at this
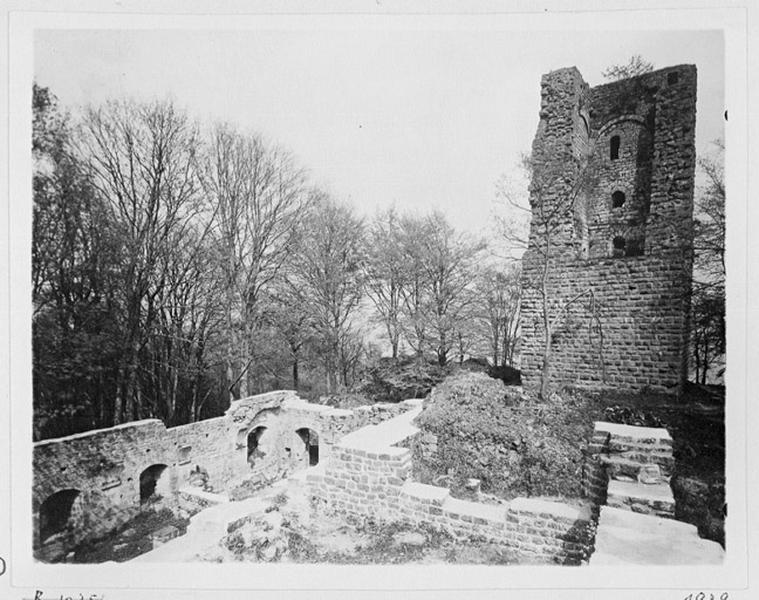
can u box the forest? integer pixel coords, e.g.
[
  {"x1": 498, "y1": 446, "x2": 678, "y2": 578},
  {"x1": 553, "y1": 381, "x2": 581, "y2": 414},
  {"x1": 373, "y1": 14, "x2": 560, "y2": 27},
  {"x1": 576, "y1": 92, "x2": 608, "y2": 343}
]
[
  {"x1": 32, "y1": 66, "x2": 724, "y2": 441},
  {"x1": 32, "y1": 84, "x2": 522, "y2": 440}
]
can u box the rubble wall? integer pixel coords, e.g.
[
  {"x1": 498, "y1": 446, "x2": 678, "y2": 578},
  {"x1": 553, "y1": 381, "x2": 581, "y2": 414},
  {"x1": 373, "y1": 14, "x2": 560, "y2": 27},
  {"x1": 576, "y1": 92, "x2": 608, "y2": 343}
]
[
  {"x1": 32, "y1": 391, "x2": 408, "y2": 560},
  {"x1": 520, "y1": 65, "x2": 697, "y2": 393}
]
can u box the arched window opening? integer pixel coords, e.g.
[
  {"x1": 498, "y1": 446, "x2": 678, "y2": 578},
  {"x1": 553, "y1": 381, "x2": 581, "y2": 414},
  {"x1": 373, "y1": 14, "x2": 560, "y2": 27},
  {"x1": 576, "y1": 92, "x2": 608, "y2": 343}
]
[
  {"x1": 612, "y1": 236, "x2": 626, "y2": 258},
  {"x1": 139, "y1": 464, "x2": 169, "y2": 504},
  {"x1": 39, "y1": 489, "x2": 80, "y2": 543},
  {"x1": 296, "y1": 428, "x2": 320, "y2": 466},
  {"x1": 247, "y1": 426, "x2": 267, "y2": 466},
  {"x1": 610, "y1": 135, "x2": 620, "y2": 160},
  {"x1": 668, "y1": 71, "x2": 679, "y2": 85},
  {"x1": 612, "y1": 190, "x2": 626, "y2": 208}
]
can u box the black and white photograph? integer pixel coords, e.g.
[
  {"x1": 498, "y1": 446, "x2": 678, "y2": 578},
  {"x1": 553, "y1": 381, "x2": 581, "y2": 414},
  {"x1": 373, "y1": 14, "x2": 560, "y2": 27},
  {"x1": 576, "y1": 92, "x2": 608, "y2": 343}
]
[{"x1": 1, "y1": 2, "x2": 755, "y2": 599}]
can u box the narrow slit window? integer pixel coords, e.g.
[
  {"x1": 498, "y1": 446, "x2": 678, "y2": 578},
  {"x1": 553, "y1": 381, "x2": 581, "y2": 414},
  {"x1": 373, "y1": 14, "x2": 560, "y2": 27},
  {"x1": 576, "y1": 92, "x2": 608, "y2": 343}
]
[
  {"x1": 612, "y1": 191, "x2": 626, "y2": 208},
  {"x1": 610, "y1": 135, "x2": 620, "y2": 160}
]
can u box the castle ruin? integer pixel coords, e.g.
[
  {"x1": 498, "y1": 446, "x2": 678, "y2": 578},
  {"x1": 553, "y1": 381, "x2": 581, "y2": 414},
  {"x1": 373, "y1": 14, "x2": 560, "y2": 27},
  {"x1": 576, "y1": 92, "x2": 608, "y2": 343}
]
[{"x1": 519, "y1": 65, "x2": 697, "y2": 393}]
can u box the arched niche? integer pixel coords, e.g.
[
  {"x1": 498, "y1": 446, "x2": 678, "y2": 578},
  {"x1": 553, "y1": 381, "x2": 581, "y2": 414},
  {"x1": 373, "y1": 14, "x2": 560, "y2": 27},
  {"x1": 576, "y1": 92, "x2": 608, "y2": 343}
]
[
  {"x1": 39, "y1": 489, "x2": 81, "y2": 543},
  {"x1": 139, "y1": 464, "x2": 171, "y2": 504}
]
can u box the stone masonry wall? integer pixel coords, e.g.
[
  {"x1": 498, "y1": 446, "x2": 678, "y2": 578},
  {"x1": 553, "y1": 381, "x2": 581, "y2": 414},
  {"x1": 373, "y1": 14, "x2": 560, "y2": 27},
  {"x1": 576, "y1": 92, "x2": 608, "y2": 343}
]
[
  {"x1": 307, "y1": 402, "x2": 594, "y2": 564},
  {"x1": 520, "y1": 65, "x2": 697, "y2": 394},
  {"x1": 32, "y1": 391, "x2": 408, "y2": 560}
]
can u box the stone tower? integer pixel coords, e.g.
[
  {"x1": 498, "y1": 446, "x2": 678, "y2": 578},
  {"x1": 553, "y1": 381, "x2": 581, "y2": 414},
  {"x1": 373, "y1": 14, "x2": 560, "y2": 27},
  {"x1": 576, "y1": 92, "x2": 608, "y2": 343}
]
[{"x1": 519, "y1": 65, "x2": 697, "y2": 394}]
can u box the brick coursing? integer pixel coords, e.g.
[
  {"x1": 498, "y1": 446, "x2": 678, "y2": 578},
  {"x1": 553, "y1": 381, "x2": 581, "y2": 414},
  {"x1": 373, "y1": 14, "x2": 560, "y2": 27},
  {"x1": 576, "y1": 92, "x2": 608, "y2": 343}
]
[
  {"x1": 307, "y1": 415, "x2": 594, "y2": 564},
  {"x1": 520, "y1": 65, "x2": 697, "y2": 394}
]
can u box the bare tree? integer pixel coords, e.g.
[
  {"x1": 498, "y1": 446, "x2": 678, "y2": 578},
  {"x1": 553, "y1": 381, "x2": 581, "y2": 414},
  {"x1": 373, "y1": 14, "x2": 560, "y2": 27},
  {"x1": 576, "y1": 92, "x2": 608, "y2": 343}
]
[
  {"x1": 291, "y1": 193, "x2": 365, "y2": 393},
  {"x1": 418, "y1": 212, "x2": 485, "y2": 366},
  {"x1": 199, "y1": 124, "x2": 309, "y2": 400},
  {"x1": 691, "y1": 139, "x2": 725, "y2": 383},
  {"x1": 472, "y1": 264, "x2": 521, "y2": 368},
  {"x1": 364, "y1": 208, "x2": 406, "y2": 359},
  {"x1": 396, "y1": 214, "x2": 431, "y2": 357},
  {"x1": 602, "y1": 55, "x2": 655, "y2": 81},
  {"x1": 148, "y1": 224, "x2": 224, "y2": 425},
  {"x1": 492, "y1": 156, "x2": 532, "y2": 260},
  {"x1": 76, "y1": 99, "x2": 204, "y2": 423},
  {"x1": 694, "y1": 139, "x2": 725, "y2": 285},
  {"x1": 263, "y1": 278, "x2": 318, "y2": 390}
]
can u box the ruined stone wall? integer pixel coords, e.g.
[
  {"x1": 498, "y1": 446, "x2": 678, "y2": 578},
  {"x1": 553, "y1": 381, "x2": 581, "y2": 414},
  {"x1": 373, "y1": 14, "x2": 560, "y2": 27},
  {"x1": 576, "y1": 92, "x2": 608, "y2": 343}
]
[
  {"x1": 520, "y1": 65, "x2": 696, "y2": 393},
  {"x1": 307, "y1": 404, "x2": 594, "y2": 564},
  {"x1": 308, "y1": 445, "x2": 593, "y2": 564},
  {"x1": 32, "y1": 391, "x2": 409, "y2": 560}
]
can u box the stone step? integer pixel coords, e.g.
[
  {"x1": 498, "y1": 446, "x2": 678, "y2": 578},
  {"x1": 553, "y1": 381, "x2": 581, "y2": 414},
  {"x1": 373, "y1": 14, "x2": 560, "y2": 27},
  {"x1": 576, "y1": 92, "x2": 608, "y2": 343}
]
[
  {"x1": 606, "y1": 478, "x2": 675, "y2": 518},
  {"x1": 590, "y1": 506, "x2": 723, "y2": 565},
  {"x1": 599, "y1": 454, "x2": 670, "y2": 483}
]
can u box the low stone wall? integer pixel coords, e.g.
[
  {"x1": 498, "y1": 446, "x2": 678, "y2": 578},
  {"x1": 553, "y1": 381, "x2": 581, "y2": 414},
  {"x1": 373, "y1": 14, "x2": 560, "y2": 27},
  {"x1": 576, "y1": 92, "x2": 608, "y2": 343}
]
[
  {"x1": 32, "y1": 391, "x2": 408, "y2": 561},
  {"x1": 176, "y1": 487, "x2": 228, "y2": 517},
  {"x1": 307, "y1": 402, "x2": 594, "y2": 564}
]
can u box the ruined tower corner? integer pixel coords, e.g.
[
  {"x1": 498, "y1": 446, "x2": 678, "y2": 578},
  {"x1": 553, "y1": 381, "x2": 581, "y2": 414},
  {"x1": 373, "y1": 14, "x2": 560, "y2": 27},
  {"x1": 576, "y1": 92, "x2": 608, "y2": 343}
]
[{"x1": 519, "y1": 63, "x2": 698, "y2": 396}]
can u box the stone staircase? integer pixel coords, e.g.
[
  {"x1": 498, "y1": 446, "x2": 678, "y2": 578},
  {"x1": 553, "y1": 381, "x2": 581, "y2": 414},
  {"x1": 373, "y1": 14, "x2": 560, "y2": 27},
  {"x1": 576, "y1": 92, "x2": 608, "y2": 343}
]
[
  {"x1": 585, "y1": 421, "x2": 723, "y2": 565},
  {"x1": 585, "y1": 421, "x2": 676, "y2": 516}
]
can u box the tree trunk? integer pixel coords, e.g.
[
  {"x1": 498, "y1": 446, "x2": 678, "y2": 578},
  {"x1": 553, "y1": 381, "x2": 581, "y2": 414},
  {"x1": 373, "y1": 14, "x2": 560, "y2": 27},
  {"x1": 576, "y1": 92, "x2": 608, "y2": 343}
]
[
  {"x1": 540, "y1": 347, "x2": 552, "y2": 401},
  {"x1": 292, "y1": 359, "x2": 299, "y2": 390},
  {"x1": 238, "y1": 337, "x2": 249, "y2": 399},
  {"x1": 113, "y1": 365, "x2": 125, "y2": 425}
]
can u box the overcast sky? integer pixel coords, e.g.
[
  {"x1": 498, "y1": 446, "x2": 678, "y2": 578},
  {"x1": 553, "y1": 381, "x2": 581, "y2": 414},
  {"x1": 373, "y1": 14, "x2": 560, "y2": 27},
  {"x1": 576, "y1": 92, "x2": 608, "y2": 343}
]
[{"x1": 34, "y1": 28, "x2": 724, "y2": 239}]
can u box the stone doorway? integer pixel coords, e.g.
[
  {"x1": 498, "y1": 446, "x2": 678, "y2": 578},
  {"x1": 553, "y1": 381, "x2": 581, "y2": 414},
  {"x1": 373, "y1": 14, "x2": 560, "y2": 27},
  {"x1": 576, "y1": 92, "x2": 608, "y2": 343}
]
[
  {"x1": 39, "y1": 488, "x2": 81, "y2": 543},
  {"x1": 296, "y1": 428, "x2": 320, "y2": 466},
  {"x1": 139, "y1": 464, "x2": 170, "y2": 503}
]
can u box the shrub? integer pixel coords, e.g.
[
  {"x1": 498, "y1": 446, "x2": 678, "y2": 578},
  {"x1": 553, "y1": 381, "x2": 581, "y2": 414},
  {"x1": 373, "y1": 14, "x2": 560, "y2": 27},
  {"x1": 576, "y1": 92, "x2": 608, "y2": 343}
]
[
  {"x1": 359, "y1": 356, "x2": 453, "y2": 403},
  {"x1": 319, "y1": 392, "x2": 373, "y2": 409},
  {"x1": 488, "y1": 364, "x2": 522, "y2": 385},
  {"x1": 412, "y1": 372, "x2": 588, "y2": 499}
]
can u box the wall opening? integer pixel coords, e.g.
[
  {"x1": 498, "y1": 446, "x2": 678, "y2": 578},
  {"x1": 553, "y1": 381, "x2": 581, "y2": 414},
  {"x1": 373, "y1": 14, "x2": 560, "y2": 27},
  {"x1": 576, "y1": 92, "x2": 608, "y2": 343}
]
[
  {"x1": 612, "y1": 236, "x2": 626, "y2": 258},
  {"x1": 610, "y1": 135, "x2": 620, "y2": 160},
  {"x1": 296, "y1": 428, "x2": 320, "y2": 466},
  {"x1": 626, "y1": 238, "x2": 645, "y2": 257},
  {"x1": 611, "y1": 190, "x2": 626, "y2": 208},
  {"x1": 139, "y1": 464, "x2": 169, "y2": 503},
  {"x1": 39, "y1": 489, "x2": 80, "y2": 543},
  {"x1": 668, "y1": 71, "x2": 679, "y2": 85},
  {"x1": 247, "y1": 426, "x2": 268, "y2": 466}
]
